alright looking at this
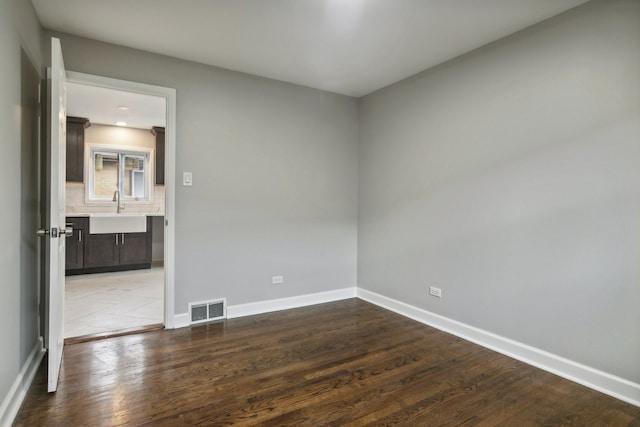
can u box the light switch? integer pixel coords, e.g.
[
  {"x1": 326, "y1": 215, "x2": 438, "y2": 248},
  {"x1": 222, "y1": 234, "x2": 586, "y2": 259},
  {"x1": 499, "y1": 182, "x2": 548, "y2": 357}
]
[{"x1": 183, "y1": 171, "x2": 193, "y2": 186}]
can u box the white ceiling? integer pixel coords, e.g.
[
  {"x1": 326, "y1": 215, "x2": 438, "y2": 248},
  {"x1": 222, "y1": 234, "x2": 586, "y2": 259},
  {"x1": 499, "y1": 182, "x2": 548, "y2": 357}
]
[
  {"x1": 66, "y1": 82, "x2": 166, "y2": 130},
  {"x1": 33, "y1": 0, "x2": 589, "y2": 97}
]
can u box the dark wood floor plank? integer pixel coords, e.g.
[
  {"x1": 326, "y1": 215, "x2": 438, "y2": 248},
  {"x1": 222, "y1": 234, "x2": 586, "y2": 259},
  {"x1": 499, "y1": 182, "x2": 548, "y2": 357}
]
[{"x1": 13, "y1": 299, "x2": 640, "y2": 426}]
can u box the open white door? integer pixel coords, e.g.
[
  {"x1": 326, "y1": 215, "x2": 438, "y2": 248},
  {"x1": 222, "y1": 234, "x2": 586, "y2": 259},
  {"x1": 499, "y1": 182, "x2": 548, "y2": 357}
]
[{"x1": 46, "y1": 37, "x2": 68, "y2": 392}]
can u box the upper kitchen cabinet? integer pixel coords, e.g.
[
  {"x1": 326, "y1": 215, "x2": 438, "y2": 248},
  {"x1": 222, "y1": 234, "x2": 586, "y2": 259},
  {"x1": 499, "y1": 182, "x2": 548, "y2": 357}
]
[
  {"x1": 152, "y1": 126, "x2": 165, "y2": 185},
  {"x1": 66, "y1": 116, "x2": 90, "y2": 182}
]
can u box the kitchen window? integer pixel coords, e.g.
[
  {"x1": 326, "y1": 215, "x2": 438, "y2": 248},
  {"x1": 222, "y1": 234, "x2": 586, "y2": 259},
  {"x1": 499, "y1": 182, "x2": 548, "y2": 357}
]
[{"x1": 88, "y1": 145, "x2": 152, "y2": 201}]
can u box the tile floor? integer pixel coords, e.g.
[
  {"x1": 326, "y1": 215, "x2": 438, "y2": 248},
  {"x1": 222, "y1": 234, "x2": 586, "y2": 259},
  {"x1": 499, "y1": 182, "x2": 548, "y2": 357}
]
[{"x1": 64, "y1": 266, "x2": 164, "y2": 338}]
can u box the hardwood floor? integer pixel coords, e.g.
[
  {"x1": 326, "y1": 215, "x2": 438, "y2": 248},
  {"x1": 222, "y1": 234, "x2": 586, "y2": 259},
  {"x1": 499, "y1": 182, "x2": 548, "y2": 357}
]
[{"x1": 14, "y1": 299, "x2": 640, "y2": 426}]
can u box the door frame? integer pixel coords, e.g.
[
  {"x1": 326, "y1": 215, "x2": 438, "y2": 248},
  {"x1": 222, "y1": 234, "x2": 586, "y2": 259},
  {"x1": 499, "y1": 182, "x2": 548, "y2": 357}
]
[{"x1": 66, "y1": 71, "x2": 177, "y2": 328}]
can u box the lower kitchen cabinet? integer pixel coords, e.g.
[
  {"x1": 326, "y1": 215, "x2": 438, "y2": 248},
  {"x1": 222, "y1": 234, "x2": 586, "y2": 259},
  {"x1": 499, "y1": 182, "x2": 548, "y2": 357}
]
[
  {"x1": 84, "y1": 233, "x2": 121, "y2": 268},
  {"x1": 66, "y1": 216, "x2": 152, "y2": 275},
  {"x1": 119, "y1": 231, "x2": 152, "y2": 265},
  {"x1": 65, "y1": 217, "x2": 88, "y2": 270}
]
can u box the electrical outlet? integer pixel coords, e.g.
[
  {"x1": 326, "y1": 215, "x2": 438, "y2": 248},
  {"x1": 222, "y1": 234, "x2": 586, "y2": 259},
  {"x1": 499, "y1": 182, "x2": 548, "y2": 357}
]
[
  {"x1": 429, "y1": 286, "x2": 442, "y2": 298},
  {"x1": 272, "y1": 275, "x2": 284, "y2": 284}
]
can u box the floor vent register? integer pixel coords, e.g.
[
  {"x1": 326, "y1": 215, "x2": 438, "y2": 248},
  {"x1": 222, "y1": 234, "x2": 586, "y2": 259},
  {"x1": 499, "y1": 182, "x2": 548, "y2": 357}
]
[{"x1": 189, "y1": 299, "x2": 226, "y2": 324}]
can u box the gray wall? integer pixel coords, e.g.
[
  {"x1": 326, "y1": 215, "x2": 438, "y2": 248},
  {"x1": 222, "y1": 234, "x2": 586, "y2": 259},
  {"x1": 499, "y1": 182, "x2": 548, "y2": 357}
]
[
  {"x1": 18, "y1": 0, "x2": 636, "y2": 403},
  {"x1": 45, "y1": 32, "x2": 359, "y2": 312},
  {"x1": 0, "y1": 0, "x2": 42, "y2": 413},
  {"x1": 358, "y1": 0, "x2": 640, "y2": 383}
]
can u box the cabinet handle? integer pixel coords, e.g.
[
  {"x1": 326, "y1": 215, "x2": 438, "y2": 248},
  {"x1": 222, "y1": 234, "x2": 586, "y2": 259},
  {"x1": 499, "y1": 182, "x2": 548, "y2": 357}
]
[
  {"x1": 115, "y1": 234, "x2": 119, "y2": 245},
  {"x1": 78, "y1": 230, "x2": 82, "y2": 243},
  {"x1": 122, "y1": 233, "x2": 125, "y2": 245}
]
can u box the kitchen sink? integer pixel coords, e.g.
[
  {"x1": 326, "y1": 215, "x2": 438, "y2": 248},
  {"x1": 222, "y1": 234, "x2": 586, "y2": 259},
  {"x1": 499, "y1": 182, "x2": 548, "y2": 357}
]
[{"x1": 89, "y1": 213, "x2": 147, "y2": 234}]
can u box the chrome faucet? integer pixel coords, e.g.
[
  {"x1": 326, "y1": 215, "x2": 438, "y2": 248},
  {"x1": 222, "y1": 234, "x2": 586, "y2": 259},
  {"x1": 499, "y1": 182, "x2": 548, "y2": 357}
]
[{"x1": 112, "y1": 189, "x2": 124, "y2": 213}]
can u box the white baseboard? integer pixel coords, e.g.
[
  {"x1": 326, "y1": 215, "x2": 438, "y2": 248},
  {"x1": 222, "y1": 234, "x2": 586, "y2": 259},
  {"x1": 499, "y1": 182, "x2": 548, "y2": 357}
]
[
  {"x1": 169, "y1": 286, "x2": 639, "y2": 406},
  {"x1": 173, "y1": 313, "x2": 190, "y2": 329},
  {"x1": 227, "y1": 287, "x2": 357, "y2": 319},
  {"x1": 173, "y1": 287, "x2": 357, "y2": 327},
  {"x1": 357, "y1": 288, "x2": 640, "y2": 407},
  {"x1": 0, "y1": 337, "x2": 45, "y2": 427}
]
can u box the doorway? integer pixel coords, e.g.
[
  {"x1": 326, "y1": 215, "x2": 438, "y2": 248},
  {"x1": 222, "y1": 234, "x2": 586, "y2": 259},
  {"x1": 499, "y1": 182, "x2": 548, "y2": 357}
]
[{"x1": 63, "y1": 72, "x2": 176, "y2": 339}]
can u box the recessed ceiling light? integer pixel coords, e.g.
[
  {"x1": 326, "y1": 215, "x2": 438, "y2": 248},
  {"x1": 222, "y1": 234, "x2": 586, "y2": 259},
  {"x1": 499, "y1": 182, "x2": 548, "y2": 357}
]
[
  {"x1": 115, "y1": 121, "x2": 127, "y2": 126},
  {"x1": 116, "y1": 106, "x2": 129, "y2": 110}
]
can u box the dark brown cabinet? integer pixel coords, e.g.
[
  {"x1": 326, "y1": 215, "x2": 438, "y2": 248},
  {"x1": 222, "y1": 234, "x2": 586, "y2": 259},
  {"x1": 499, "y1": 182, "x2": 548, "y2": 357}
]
[
  {"x1": 65, "y1": 217, "x2": 88, "y2": 270},
  {"x1": 119, "y1": 230, "x2": 152, "y2": 265},
  {"x1": 84, "y1": 233, "x2": 121, "y2": 269},
  {"x1": 66, "y1": 216, "x2": 152, "y2": 275},
  {"x1": 66, "y1": 117, "x2": 90, "y2": 182},
  {"x1": 152, "y1": 126, "x2": 165, "y2": 185}
]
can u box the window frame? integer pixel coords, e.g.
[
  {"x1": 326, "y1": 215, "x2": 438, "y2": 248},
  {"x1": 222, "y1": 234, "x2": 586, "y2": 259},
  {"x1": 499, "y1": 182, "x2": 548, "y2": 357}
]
[{"x1": 85, "y1": 143, "x2": 154, "y2": 204}]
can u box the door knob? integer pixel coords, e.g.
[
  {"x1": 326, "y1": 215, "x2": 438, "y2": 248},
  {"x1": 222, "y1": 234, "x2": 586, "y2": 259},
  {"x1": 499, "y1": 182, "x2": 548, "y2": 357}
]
[
  {"x1": 37, "y1": 228, "x2": 58, "y2": 237},
  {"x1": 36, "y1": 227, "x2": 68, "y2": 238}
]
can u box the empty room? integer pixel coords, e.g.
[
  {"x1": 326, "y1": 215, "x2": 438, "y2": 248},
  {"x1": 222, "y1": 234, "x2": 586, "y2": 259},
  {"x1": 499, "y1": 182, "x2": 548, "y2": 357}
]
[{"x1": 2, "y1": 0, "x2": 639, "y2": 425}]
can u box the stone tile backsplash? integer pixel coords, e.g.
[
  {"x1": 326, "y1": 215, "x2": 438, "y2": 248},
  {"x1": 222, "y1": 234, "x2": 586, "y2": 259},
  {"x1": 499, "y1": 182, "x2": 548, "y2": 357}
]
[{"x1": 66, "y1": 182, "x2": 165, "y2": 215}]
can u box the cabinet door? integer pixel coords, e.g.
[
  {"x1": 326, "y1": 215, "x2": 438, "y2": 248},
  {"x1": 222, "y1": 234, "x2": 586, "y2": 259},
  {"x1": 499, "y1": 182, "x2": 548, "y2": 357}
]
[
  {"x1": 119, "y1": 217, "x2": 153, "y2": 266},
  {"x1": 65, "y1": 217, "x2": 88, "y2": 271},
  {"x1": 119, "y1": 232, "x2": 151, "y2": 265},
  {"x1": 152, "y1": 126, "x2": 165, "y2": 185},
  {"x1": 84, "y1": 233, "x2": 120, "y2": 268},
  {"x1": 65, "y1": 117, "x2": 89, "y2": 182}
]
